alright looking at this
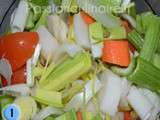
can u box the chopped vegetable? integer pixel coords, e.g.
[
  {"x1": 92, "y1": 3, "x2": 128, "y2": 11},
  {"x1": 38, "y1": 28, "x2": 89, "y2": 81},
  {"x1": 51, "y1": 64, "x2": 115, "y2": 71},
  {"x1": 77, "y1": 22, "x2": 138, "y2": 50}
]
[
  {"x1": 25, "y1": 10, "x2": 35, "y2": 30},
  {"x1": 140, "y1": 18, "x2": 160, "y2": 62},
  {"x1": 0, "y1": 95, "x2": 14, "y2": 111},
  {"x1": 153, "y1": 54, "x2": 160, "y2": 69},
  {"x1": 80, "y1": 11, "x2": 96, "y2": 25},
  {"x1": 74, "y1": 13, "x2": 91, "y2": 49},
  {"x1": 40, "y1": 52, "x2": 92, "y2": 91},
  {"x1": 77, "y1": 0, "x2": 120, "y2": 28},
  {"x1": 124, "y1": 111, "x2": 132, "y2": 120},
  {"x1": 77, "y1": 112, "x2": 83, "y2": 120},
  {"x1": 111, "y1": 57, "x2": 137, "y2": 76},
  {"x1": 121, "y1": 21, "x2": 132, "y2": 33},
  {"x1": 99, "y1": 69, "x2": 122, "y2": 116},
  {"x1": 33, "y1": 88, "x2": 63, "y2": 108},
  {"x1": 0, "y1": 32, "x2": 38, "y2": 71},
  {"x1": 128, "y1": 58, "x2": 160, "y2": 93},
  {"x1": 0, "y1": 58, "x2": 12, "y2": 85},
  {"x1": 102, "y1": 40, "x2": 130, "y2": 67},
  {"x1": 26, "y1": 59, "x2": 33, "y2": 87},
  {"x1": 11, "y1": 0, "x2": 29, "y2": 32},
  {"x1": 47, "y1": 15, "x2": 68, "y2": 43},
  {"x1": 127, "y1": 30, "x2": 143, "y2": 51},
  {"x1": 29, "y1": 0, "x2": 49, "y2": 6}
]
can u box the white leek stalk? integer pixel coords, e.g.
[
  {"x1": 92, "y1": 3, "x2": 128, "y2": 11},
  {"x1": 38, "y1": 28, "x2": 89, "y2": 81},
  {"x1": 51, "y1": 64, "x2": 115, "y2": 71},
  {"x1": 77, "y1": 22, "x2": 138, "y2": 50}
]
[
  {"x1": 127, "y1": 86, "x2": 154, "y2": 120},
  {"x1": 74, "y1": 13, "x2": 91, "y2": 49},
  {"x1": 37, "y1": 26, "x2": 60, "y2": 61},
  {"x1": 11, "y1": 0, "x2": 29, "y2": 32},
  {"x1": 99, "y1": 69, "x2": 122, "y2": 116},
  {"x1": 47, "y1": 15, "x2": 68, "y2": 43}
]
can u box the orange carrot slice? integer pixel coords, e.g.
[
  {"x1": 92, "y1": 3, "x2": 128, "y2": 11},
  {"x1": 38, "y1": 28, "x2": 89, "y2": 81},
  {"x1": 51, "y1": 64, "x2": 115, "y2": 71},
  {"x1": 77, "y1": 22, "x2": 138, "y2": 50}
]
[
  {"x1": 102, "y1": 40, "x2": 130, "y2": 67},
  {"x1": 121, "y1": 21, "x2": 132, "y2": 33},
  {"x1": 124, "y1": 111, "x2": 132, "y2": 120},
  {"x1": 77, "y1": 112, "x2": 83, "y2": 120},
  {"x1": 80, "y1": 11, "x2": 96, "y2": 25}
]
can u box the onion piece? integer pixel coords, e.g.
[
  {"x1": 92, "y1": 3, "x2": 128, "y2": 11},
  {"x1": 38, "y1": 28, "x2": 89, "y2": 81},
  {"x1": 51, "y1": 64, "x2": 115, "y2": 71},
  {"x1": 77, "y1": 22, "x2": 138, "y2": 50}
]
[
  {"x1": 122, "y1": 14, "x2": 136, "y2": 28},
  {"x1": 26, "y1": 59, "x2": 33, "y2": 87},
  {"x1": 33, "y1": 106, "x2": 63, "y2": 120},
  {"x1": 99, "y1": 69, "x2": 122, "y2": 116},
  {"x1": 47, "y1": 15, "x2": 68, "y2": 43},
  {"x1": 0, "y1": 58, "x2": 12, "y2": 85},
  {"x1": 14, "y1": 96, "x2": 37, "y2": 120},
  {"x1": 37, "y1": 26, "x2": 60, "y2": 61},
  {"x1": 0, "y1": 84, "x2": 31, "y2": 96},
  {"x1": 32, "y1": 44, "x2": 42, "y2": 66},
  {"x1": 11, "y1": 0, "x2": 29, "y2": 32},
  {"x1": 64, "y1": 77, "x2": 102, "y2": 111},
  {"x1": 127, "y1": 86, "x2": 154, "y2": 120},
  {"x1": 74, "y1": 13, "x2": 91, "y2": 49}
]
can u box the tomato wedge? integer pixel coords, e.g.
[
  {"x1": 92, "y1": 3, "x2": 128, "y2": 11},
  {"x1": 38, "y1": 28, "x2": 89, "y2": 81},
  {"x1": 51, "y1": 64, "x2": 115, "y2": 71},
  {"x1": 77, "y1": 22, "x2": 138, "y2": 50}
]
[{"x1": 0, "y1": 32, "x2": 38, "y2": 71}]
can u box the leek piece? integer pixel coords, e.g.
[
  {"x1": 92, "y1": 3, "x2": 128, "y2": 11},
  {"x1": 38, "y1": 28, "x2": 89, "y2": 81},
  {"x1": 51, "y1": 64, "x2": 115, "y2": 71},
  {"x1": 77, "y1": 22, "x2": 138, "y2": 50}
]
[
  {"x1": 77, "y1": 0, "x2": 120, "y2": 28},
  {"x1": 25, "y1": 10, "x2": 35, "y2": 30},
  {"x1": 62, "y1": 83, "x2": 83, "y2": 104},
  {"x1": 33, "y1": 88, "x2": 63, "y2": 108},
  {"x1": 40, "y1": 52, "x2": 92, "y2": 91},
  {"x1": 31, "y1": 9, "x2": 49, "y2": 31},
  {"x1": 128, "y1": 58, "x2": 160, "y2": 93},
  {"x1": 127, "y1": 2, "x2": 136, "y2": 18},
  {"x1": 111, "y1": 57, "x2": 137, "y2": 76},
  {"x1": 153, "y1": 54, "x2": 160, "y2": 69},
  {"x1": 29, "y1": 0, "x2": 49, "y2": 6},
  {"x1": 108, "y1": 26, "x2": 126, "y2": 39},
  {"x1": 140, "y1": 18, "x2": 160, "y2": 62},
  {"x1": 128, "y1": 30, "x2": 143, "y2": 51},
  {"x1": 89, "y1": 22, "x2": 104, "y2": 44},
  {"x1": 33, "y1": 67, "x2": 44, "y2": 77}
]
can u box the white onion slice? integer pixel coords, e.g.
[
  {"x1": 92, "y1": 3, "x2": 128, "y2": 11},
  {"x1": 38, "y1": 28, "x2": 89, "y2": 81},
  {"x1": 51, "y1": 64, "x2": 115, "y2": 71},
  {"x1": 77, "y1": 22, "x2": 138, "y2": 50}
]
[
  {"x1": 37, "y1": 26, "x2": 60, "y2": 60},
  {"x1": 11, "y1": 0, "x2": 29, "y2": 32},
  {"x1": 64, "y1": 77, "x2": 102, "y2": 111},
  {"x1": 26, "y1": 59, "x2": 33, "y2": 87},
  {"x1": 0, "y1": 84, "x2": 31, "y2": 96},
  {"x1": 0, "y1": 58, "x2": 12, "y2": 85},
  {"x1": 32, "y1": 44, "x2": 42, "y2": 66},
  {"x1": 33, "y1": 106, "x2": 63, "y2": 120},
  {"x1": 74, "y1": 13, "x2": 91, "y2": 49},
  {"x1": 91, "y1": 43, "x2": 103, "y2": 58},
  {"x1": 127, "y1": 86, "x2": 154, "y2": 120},
  {"x1": 99, "y1": 69, "x2": 122, "y2": 116}
]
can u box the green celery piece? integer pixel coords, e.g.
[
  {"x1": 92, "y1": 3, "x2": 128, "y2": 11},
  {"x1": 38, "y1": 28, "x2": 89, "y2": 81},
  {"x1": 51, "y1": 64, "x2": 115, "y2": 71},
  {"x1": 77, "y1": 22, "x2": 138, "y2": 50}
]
[
  {"x1": 127, "y1": 2, "x2": 136, "y2": 18},
  {"x1": 108, "y1": 26, "x2": 126, "y2": 39},
  {"x1": 29, "y1": 0, "x2": 49, "y2": 6},
  {"x1": 62, "y1": 83, "x2": 83, "y2": 104},
  {"x1": 77, "y1": 0, "x2": 120, "y2": 28},
  {"x1": 31, "y1": 8, "x2": 49, "y2": 31},
  {"x1": 153, "y1": 54, "x2": 160, "y2": 69},
  {"x1": 128, "y1": 58, "x2": 160, "y2": 93},
  {"x1": 40, "y1": 52, "x2": 92, "y2": 91},
  {"x1": 111, "y1": 57, "x2": 137, "y2": 77},
  {"x1": 140, "y1": 18, "x2": 160, "y2": 62},
  {"x1": 136, "y1": 15, "x2": 143, "y2": 34},
  {"x1": 33, "y1": 88, "x2": 63, "y2": 108},
  {"x1": 127, "y1": 30, "x2": 144, "y2": 51},
  {"x1": 0, "y1": 95, "x2": 14, "y2": 111},
  {"x1": 89, "y1": 22, "x2": 104, "y2": 44},
  {"x1": 25, "y1": 10, "x2": 35, "y2": 30}
]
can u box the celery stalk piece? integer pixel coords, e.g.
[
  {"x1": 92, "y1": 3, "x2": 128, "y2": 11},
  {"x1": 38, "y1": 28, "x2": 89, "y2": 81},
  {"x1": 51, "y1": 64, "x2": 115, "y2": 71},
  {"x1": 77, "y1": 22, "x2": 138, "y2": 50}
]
[
  {"x1": 77, "y1": 0, "x2": 120, "y2": 28},
  {"x1": 33, "y1": 88, "x2": 63, "y2": 108},
  {"x1": 89, "y1": 22, "x2": 104, "y2": 44},
  {"x1": 111, "y1": 57, "x2": 137, "y2": 76},
  {"x1": 128, "y1": 58, "x2": 160, "y2": 93},
  {"x1": 153, "y1": 54, "x2": 160, "y2": 69},
  {"x1": 128, "y1": 30, "x2": 143, "y2": 51},
  {"x1": 31, "y1": 9, "x2": 49, "y2": 31},
  {"x1": 140, "y1": 18, "x2": 160, "y2": 62},
  {"x1": 40, "y1": 52, "x2": 92, "y2": 91},
  {"x1": 25, "y1": 10, "x2": 35, "y2": 30},
  {"x1": 108, "y1": 26, "x2": 126, "y2": 39}
]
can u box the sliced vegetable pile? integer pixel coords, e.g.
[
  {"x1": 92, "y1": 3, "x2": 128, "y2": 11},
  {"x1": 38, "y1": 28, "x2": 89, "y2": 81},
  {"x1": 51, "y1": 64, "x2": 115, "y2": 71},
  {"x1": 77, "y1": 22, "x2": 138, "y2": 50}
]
[{"x1": 0, "y1": 0, "x2": 160, "y2": 120}]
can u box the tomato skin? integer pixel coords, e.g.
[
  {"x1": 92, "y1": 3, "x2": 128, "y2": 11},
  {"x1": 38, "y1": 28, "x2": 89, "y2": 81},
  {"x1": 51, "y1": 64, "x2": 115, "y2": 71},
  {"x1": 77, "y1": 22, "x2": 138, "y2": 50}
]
[
  {"x1": 11, "y1": 65, "x2": 26, "y2": 85},
  {"x1": 0, "y1": 32, "x2": 38, "y2": 71}
]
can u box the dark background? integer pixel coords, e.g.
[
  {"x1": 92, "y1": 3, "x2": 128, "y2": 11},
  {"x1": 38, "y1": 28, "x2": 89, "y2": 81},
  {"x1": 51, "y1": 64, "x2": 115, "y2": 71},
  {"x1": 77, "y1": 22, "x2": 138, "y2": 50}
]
[{"x1": 0, "y1": 0, "x2": 160, "y2": 35}]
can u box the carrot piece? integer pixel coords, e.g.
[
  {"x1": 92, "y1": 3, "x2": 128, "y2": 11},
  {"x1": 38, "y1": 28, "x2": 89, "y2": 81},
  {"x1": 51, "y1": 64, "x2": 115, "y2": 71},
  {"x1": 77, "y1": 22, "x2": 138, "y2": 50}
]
[
  {"x1": 102, "y1": 40, "x2": 130, "y2": 67},
  {"x1": 80, "y1": 11, "x2": 96, "y2": 25},
  {"x1": 77, "y1": 112, "x2": 83, "y2": 120},
  {"x1": 124, "y1": 111, "x2": 132, "y2": 120},
  {"x1": 67, "y1": 15, "x2": 74, "y2": 26},
  {"x1": 121, "y1": 21, "x2": 132, "y2": 33}
]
